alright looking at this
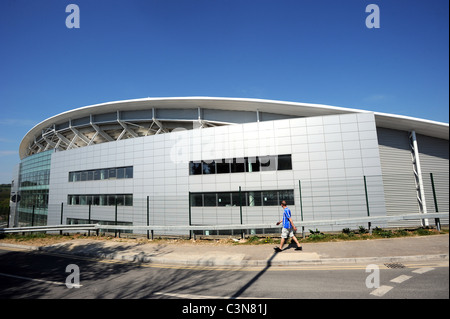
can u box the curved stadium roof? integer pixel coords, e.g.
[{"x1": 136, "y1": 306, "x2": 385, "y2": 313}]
[{"x1": 20, "y1": 97, "x2": 449, "y2": 160}]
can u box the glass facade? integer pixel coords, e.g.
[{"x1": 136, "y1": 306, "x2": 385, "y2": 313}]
[
  {"x1": 68, "y1": 194, "x2": 133, "y2": 206},
  {"x1": 69, "y1": 166, "x2": 133, "y2": 182},
  {"x1": 190, "y1": 189, "x2": 294, "y2": 207},
  {"x1": 17, "y1": 150, "x2": 52, "y2": 226},
  {"x1": 189, "y1": 155, "x2": 292, "y2": 175}
]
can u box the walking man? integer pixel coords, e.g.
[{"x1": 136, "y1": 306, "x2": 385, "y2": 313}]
[{"x1": 274, "y1": 200, "x2": 302, "y2": 252}]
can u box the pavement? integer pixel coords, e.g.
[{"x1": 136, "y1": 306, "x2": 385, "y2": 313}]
[{"x1": 0, "y1": 234, "x2": 448, "y2": 267}]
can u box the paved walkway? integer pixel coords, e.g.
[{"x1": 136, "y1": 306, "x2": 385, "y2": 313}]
[{"x1": 1, "y1": 234, "x2": 448, "y2": 266}]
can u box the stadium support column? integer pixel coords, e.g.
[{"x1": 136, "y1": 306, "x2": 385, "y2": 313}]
[{"x1": 409, "y1": 130, "x2": 429, "y2": 227}]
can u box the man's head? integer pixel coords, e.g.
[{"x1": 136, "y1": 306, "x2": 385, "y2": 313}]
[{"x1": 280, "y1": 200, "x2": 287, "y2": 207}]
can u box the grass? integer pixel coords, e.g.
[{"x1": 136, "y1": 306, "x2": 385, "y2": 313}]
[{"x1": 238, "y1": 226, "x2": 448, "y2": 245}]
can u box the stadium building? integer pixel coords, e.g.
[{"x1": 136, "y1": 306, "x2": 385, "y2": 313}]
[{"x1": 9, "y1": 97, "x2": 449, "y2": 234}]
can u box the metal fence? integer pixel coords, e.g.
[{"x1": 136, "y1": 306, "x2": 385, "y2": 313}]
[
  {"x1": 7, "y1": 172, "x2": 449, "y2": 235},
  {"x1": 1, "y1": 213, "x2": 448, "y2": 239}
]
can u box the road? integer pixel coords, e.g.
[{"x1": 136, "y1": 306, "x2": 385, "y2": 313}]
[{"x1": 0, "y1": 246, "x2": 448, "y2": 301}]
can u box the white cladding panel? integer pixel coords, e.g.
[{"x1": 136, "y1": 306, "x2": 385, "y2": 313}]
[{"x1": 47, "y1": 113, "x2": 386, "y2": 233}]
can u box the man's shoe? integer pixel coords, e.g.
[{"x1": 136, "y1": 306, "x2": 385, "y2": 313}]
[
  {"x1": 274, "y1": 247, "x2": 282, "y2": 252},
  {"x1": 295, "y1": 246, "x2": 302, "y2": 251}
]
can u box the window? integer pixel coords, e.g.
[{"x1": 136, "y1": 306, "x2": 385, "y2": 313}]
[
  {"x1": 116, "y1": 194, "x2": 125, "y2": 206},
  {"x1": 190, "y1": 190, "x2": 294, "y2": 207},
  {"x1": 69, "y1": 166, "x2": 133, "y2": 182},
  {"x1": 125, "y1": 167, "x2": 133, "y2": 178},
  {"x1": 202, "y1": 160, "x2": 216, "y2": 174},
  {"x1": 231, "y1": 192, "x2": 242, "y2": 207},
  {"x1": 217, "y1": 192, "x2": 231, "y2": 206},
  {"x1": 216, "y1": 159, "x2": 231, "y2": 174},
  {"x1": 247, "y1": 191, "x2": 262, "y2": 206},
  {"x1": 191, "y1": 193, "x2": 203, "y2": 207},
  {"x1": 277, "y1": 154, "x2": 292, "y2": 170},
  {"x1": 190, "y1": 162, "x2": 202, "y2": 175},
  {"x1": 231, "y1": 158, "x2": 245, "y2": 173},
  {"x1": 189, "y1": 155, "x2": 292, "y2": 175},
  {"x1": 109, "y1": 168, "x2": 116, "y2": 179},
  {"x1": 99, "y1": 195, "x2": 107, "y2": 206},
  {"x1": 125, "y1": 194, "x2": 133, "y2": 206},
  {"x1": 107, "y1": 195, "x2": 116, "y2": 206},
  {"x1": 246, "y1": 157, "x2": 260, "y2": 172},
  {"x1": 100, "y1": 169, "x2": 109, "y2": 180},
  {"x1": 117, "y1": 167, "x2": 125, "y2": 179},
  {"x1": 203, "y1": 193, "x2": 217, "y2": 206},
  {"x1": 68, "y1": 194, "x2": 133, "y2": 206},
  {"x1": 262, "y1": 191, "x2": 278, "y2": 206},
  {"x1": 279, "y1": 189, "x2": 295, "y2": 205}
]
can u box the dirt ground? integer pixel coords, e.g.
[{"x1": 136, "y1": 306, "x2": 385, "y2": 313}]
[{"x1": 0, "y1": 233, "x2": 245, "y2": 247}]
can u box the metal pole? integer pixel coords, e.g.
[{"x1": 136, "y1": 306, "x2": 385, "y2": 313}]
[
  {"x1": 60, "y1": 202, "x2": 64, "y2": 235},
  {"x1": 364, "y1": 176, "x2": 371, "y2": 231},
  {"x1": 430, "y1": 173, "x2": 441, "y2": 231},
  {"x1": 88, "y1": 203, "x2": 91, "y2": 236},
  {"x1": 239, "y1": 186, "x2": 244, "y2": 239},
  {"x1": 188, "y1": 192, "x2": 192, "y2": 239},
  {"x1": 147, "y1": 196, "x2": 150, "y2": 239},
  {"x1": 31, "y1": 205, "x2": 35, "y2": 227},
  {"x1": 115, "y1": 200, "x2": 118, "y2": 238},
  {"x1": 298, "y1": 180, "x2": 304, "y2": 237}
]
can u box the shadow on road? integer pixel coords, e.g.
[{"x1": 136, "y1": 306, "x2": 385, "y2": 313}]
[{"x1": 230, "y1": 249, "x2": 278, "y2": 299}]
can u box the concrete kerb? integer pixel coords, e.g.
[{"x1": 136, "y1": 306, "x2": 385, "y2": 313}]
[{"x1": 0, "y1": 242, "x2": 448, "y2": 267}]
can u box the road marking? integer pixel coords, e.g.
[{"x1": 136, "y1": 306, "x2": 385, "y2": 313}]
[
  {"x1": 390, "y1": 275, "x2": 412, "y2": 284},
  {"x1": 412, "y1": 267, "x2": 435, "y2": 274},
  {"x1": 370, "y1": 285, "x2": 393, "y2": 297},
  {"x1": 0, "y1": 272, "x2": 82, "y2": 288},
  {"x1": 2, "y1": 245, "x2": 447, "y2": 273},
  {"x1": 153, "y1": 291, "x2": 274, "y2": 299}
]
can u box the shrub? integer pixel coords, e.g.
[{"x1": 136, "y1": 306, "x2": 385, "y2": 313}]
[
  {"x1": 372, "y1": 227, "x2": 393, "y2": 238},
  {"x1": 247, "y1": 235, "x2": 260, "y2": 243},
  {"x1": 342, "y1": 228, "x2": 352, "y2": 234},
  {"x1": 415, "y1": 228, "x2": 433, "y2": 236},
  {"x1": 358, "y1": 226, "x2": 368, "y2": 234},
  {"x1": 395, "y1": 229, "x2": 408, "y2": 237}
]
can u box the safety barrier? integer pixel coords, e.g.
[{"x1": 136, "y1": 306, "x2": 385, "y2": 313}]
[{"x1": 1, "y1": 212, "x2": 447, "y2": 235}]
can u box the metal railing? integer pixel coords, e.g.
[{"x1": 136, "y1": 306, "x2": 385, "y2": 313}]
[{"x1": 1, "y1": 212, "x2": 447, "y2": 236}]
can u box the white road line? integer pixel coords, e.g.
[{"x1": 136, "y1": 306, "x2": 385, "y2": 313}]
[
  {"x1": 370, "y1": 285, "x2": 393, "y2": 297},
  {"x1": 412, "y1": 267, "x2": 435, "y2": 274},
  {"x1": 390, "y1": 275, "x2": 412, "y2": 284},
  {"x1": 0, "y1": 272, "x2": 82, "y2": 288},
  {"x1": 153, "y1": 292, "x2": 273, "y2": 299}
]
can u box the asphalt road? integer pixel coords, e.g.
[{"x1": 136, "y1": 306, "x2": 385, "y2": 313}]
[{"x1": 0, "y1": 247, "x2": 448, "y2": 301}]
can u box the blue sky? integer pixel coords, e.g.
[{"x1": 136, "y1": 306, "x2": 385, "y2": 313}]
[{"x1": 0, "y1": 0, "x2": 448, "y2": 184}]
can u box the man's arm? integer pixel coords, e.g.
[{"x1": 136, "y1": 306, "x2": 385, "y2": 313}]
[{"x1": 289, "y1": 217, "x2": 297, "y2": 231}]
